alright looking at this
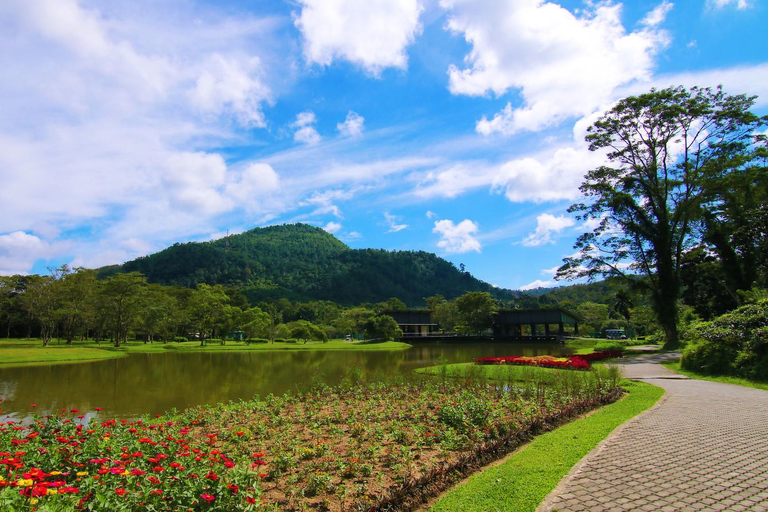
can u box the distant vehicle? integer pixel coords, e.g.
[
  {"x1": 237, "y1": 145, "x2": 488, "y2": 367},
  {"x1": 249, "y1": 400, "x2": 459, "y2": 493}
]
[
  {"x1": 605, "y1": 329, "x2": 627, "y2": 340},
  {"x1": 344, "y1": 335, "x2": 352, "y2": 341}
]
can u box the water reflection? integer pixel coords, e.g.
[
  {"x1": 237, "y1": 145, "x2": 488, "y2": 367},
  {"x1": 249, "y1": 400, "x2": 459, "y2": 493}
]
[{"x1": 0, "y1": 342, "x2": 569, "y2": 419}]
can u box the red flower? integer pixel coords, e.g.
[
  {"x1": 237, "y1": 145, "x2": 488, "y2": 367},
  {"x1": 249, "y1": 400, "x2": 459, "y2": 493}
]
[
  {"x1": 115, "y1": 488, "x2": 127, "y2": 497},
  {"x1": 201, "y1": 493, "x2": 215, "y2": 502}
]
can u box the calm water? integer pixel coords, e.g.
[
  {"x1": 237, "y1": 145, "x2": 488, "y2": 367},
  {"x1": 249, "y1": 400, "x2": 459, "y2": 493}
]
[{"x1": 0, "y1": 342, "x2": 569, "y2": 420}]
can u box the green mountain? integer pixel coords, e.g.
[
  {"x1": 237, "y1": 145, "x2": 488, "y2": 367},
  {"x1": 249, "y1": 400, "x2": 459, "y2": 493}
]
[{"x1": 112, "y1": 223, "x2": 517, "y2": 305}]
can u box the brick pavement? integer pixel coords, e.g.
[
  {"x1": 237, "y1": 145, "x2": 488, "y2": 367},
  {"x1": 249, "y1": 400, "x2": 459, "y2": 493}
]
[{"x1": 538, "y1": 354, "x2": 768, "y2": 512}]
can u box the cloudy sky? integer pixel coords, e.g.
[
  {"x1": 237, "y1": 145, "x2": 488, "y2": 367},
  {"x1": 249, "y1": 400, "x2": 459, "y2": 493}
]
[{"x1": 1, "y1": 0, "x2": 766, "y2": 291}]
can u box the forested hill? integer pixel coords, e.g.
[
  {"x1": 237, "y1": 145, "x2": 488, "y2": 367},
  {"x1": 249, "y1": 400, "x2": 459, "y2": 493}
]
[{"x1": 111, "y1": 223, "x2": 517, "y2": 305}]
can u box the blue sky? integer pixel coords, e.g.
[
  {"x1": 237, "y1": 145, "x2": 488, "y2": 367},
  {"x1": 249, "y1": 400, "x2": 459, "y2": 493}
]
[{"x1": 0, "y1": 0, "x2": 766, "y2": 292}]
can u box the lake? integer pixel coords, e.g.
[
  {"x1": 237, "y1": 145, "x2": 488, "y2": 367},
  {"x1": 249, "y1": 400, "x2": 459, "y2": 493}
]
[{"x1": 0, "y1": 342, "x2": 570, "y2": 420}]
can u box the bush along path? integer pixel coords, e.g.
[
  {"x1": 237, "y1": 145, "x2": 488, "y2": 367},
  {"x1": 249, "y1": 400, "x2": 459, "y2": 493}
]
[
  {"x1": 1, "y1": 370, "x2": 622, "y2": 511},
  {"x1": 539, "y1": 352, "x2": 768, "y2": 511}
]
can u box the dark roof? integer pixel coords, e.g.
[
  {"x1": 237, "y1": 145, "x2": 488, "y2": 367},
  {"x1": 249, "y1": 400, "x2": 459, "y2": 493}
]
[{"x1": 495, "y1": 308, "x2": 581, "y2": 324}]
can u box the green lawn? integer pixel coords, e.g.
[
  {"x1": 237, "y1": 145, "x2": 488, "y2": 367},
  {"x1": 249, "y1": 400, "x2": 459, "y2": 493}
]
[
  {"x1": 563, "y1": 337, "x2": 597, "y2": 354},
  {"x1": 0, "y1": 338, "x2": 411, "y2": 368},
  {"x1": 0, "y1": 346, "x2": 126, "y2": 368},
  {"x1": 661, "y1": 361, "x2": 768, "y2": 392},
  {"x1": 425, "y1": 371, "x2": 663, "y2": 511}
]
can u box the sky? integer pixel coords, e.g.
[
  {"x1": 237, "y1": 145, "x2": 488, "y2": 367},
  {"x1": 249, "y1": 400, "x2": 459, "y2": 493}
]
[{"x1": 1, "y1": 0, "x2": 767, "y2": 292}]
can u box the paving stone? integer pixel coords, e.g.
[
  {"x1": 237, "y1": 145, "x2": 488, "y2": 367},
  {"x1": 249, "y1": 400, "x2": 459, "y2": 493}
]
[{"x1": 537, "y1": 352, "x2": 768, "y2": 512}]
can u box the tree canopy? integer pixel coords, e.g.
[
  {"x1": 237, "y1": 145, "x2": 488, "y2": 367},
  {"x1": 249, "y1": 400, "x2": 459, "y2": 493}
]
[{"x1": 558, "y1": 85, "x2": 766, "y2": 347}]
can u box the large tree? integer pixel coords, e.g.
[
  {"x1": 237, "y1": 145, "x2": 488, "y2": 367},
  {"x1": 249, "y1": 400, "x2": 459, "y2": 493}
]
[
  {"x1": 54, "y1": 265, "x2": 97, "y2": 344},
  {"x1": 558, "y1": 86, "x2": 765, "y2": 348},
  {"x1": 100, "y1": 272, "x2": 148, "y2": 347},
  {"x1": 454, "y1": 291, "x2": 498, "y2": 335}
]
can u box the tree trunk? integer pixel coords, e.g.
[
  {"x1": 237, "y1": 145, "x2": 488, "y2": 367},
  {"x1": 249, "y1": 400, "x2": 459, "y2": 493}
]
[{"x1": 654, "y1": 270, "x2": 681, "y2": 349}]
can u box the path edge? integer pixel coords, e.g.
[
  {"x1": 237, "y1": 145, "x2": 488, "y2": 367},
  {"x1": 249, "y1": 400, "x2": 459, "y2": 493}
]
[{"x1": 536, "y1": 380, "x2": 668, "y2": 512}]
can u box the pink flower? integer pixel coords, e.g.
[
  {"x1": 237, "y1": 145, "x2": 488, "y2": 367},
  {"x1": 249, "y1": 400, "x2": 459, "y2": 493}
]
[{"x1": 201, "y1": 493, "x2": 215, "y2": 502}]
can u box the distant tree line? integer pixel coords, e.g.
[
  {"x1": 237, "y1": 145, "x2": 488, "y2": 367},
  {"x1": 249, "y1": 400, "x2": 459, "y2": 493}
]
[
  {"x1": 5, "y1": 268, "x2": 658, "y2": 347},
  {"x1": 0, "y1": 266, "x2": 411, "y2": 347}
]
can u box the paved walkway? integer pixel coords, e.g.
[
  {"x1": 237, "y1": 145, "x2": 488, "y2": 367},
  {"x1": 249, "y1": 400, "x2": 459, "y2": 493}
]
[{"x1": 538, "y1": 353, "x2": 768, "y2": 511}]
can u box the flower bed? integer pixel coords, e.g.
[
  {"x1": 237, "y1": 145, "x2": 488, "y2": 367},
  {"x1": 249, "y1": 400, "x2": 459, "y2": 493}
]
[
  {"x1": 475, "y1": 351, "x2": 623, "y2": 370},
  {"x1": 1, "y1": 373, "x2": 621, "y2": 511},
  {"x1": 0, "y1": 412, "x2": 259, "y2": 510}
]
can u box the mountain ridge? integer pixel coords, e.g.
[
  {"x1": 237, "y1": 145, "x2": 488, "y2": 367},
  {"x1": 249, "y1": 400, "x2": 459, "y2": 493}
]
[{"x1": 109, "y1": 223, "x2": 518, "y2": 305}]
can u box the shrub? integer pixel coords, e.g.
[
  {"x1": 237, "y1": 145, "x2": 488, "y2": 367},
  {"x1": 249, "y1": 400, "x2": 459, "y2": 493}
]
[
  {"x1": 681, "y1": 299, "x2": 768, "y2": 380},
  {"x1": 174, "y1": 336, "x2": 188, "y2": 343},
  {"x1": 593, "y1": 341, "x2": 624, "y2": 353},
  {"x1": 645, "y1": 330, "x2": 665, "y2": 345},
  {"x1": 246, "y1": 338, "x2": 269, "y2": 344}
]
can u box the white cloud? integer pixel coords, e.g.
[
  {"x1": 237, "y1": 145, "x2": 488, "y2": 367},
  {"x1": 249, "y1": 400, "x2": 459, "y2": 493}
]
[
  {"x1": 162, "y1": 152, "x2": 230, "y2": 215},
  {"x1": 322, "y1": 221, "x2": 342, "y2": 234},
  {"x1": 642, "y1": 1, "x2": 673, "y2": 27},
  {"x1": 707, "y1": 0, "x2": 752, "y2": 9},
  {"x1": 519, "y1": 279, "x2": 557, "y2": 291},
  {"x1": 294, "y1": 126, "x2": 322, "y2": 145},
  {"x1": 300, "y1": 189, "x2": 355, "y2": 218},
  {"x1": 442, "y1": 0, "x2": 671, "y2": 134},
  {"x1": 225, "y1": 163, "x2": 282, "y2": 212},
  {"x1": 414, "y1": 162, "x2": 497, "y2": 198},
  {"x1": 189, "y1": 53, "x2": 270, "y2": 127},
  {"x1": 293, "y1": 111, "x2": 322, "y2": 145},
  {"x1": 337, "y1": 111, "x2": 365, "y2": 137},
  {"x1": 522, "y1": 213, "x2": 575, "y2": 247},
  {"x1": 293, "y1": 111, "x2": 317, "y2": 127},
  {"x1": 294, "y1": 0, "x2": 423, "y2": 74},
  {"x1": 0, "y1": 0, "x2": 285, "y2": 271},
  {"x1": 541, "y1": 265, "x2": 560, "y2": 276},
  {"x1": 493, "y1": 145, "x2": 603, "y2": 203},
  {"x1": 426, "y1": 210, "x2": 437, "y2": 219},
  {"x1": 0, "y1": 232, "x2": 51, "y2": 275},
  {"x1": 384, "y1": 212, "x2": 408, "y2": 233},
  {"x1": 433, "y1": 219, "x2": 481, "y2": 254}
]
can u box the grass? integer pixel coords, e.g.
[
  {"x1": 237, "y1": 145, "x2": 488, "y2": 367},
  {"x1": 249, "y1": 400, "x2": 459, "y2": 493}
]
[
  {"x1": 0, "y1": 346, "x2": 126, "y2": 368},
  {"x1": 661, "y1": 361, "x2": 768, "y2": 392},
  {"x1": 0, "y1": 338, "x2": 411, "y2": 368},
  {"x1": 427, "y1": 373, "x2": 664, "y2": 511},
  {"x1": 562, "y1": 337, "x2": 597, "y2": 355}
]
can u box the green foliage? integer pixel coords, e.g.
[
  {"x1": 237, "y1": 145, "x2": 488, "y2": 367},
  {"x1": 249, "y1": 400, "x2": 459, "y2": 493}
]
[
  {"x1": 454, "y1": 291, "x2": 498, "y2": 334},
  {"x1": 593, "y1": 341, "x2": 625, "y2": 353},
  {"x1": 681, "y1": 299, "x2": 768, "y2": 380},
  {"x1": 363, "y1": 314, "x2": 402, "y2": 340},
  {"x1": 558, "y1": 85, "x2": 766, "y2": 348}
]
